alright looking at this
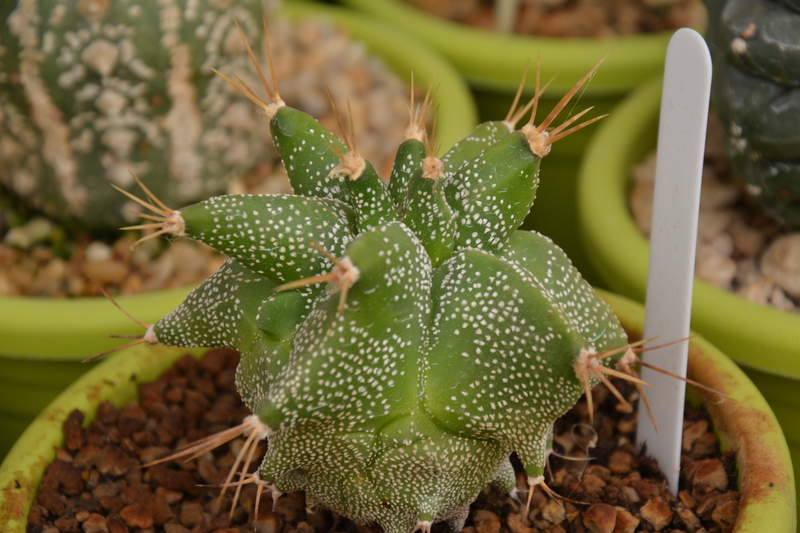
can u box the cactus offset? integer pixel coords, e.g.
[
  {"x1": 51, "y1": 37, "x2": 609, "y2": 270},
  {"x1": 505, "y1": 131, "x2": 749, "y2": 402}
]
[
  {"x1": 116, "y1": 41, "x2": 639, "y2": 533},
  {"x1": 704, "y1": 0, "x2": 800, "y2": 228}
]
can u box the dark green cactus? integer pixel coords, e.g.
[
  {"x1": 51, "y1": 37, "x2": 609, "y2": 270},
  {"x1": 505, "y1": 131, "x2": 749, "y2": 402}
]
[
  {"x1": 0, "y1": 0, "x2": 273, "y2": 232},
  {"x1": 704, "y1": 0, "x2": 800, "y2": 228},
  {"x1": 121, "y1": 48, "x2": 636, "y2": 533}
]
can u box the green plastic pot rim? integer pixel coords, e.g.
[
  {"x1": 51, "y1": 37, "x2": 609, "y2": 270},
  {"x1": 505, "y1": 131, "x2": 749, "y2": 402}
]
[
  {"x1": 0, "y1": 0, "x2": 477, "y2": 360},
  {"x1": 338, "y1": 0, "x2": 687, "y2": 94},
  {"x1": 577, "y1": 75, "x2": 800, "y2": 380},
  {"x1": 0, "y1": 291, "x2": 795, "y2": 533}
]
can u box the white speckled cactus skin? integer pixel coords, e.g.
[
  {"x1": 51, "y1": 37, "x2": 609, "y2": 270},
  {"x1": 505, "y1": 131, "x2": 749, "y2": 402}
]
[
  {"x1": 127, "y1": 57, "x2": 628, "y2": 533},
  {"x1": 0, "y1": 0, "x2": 275, "y2": 231}
]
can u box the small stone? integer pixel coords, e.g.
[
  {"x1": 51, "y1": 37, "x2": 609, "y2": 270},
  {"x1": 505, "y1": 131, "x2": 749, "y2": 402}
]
[
  {"x1": 119, "y1": 504, "x2": 154, "y2": 529},
  {"x1": 761, "y1": 233, "x2": 800, "y2": 298},
  {"x1": 620, "y1": 485, "x2": 640, "y2": 503},
  {"x1": 690, "y1": 431, "x2": 719, "y2": 459},
  {"x1": 81, "y1": 258, "x2": 129, "y2": 286},
  {"x1": 697, "y1": 209, "x2": 734, "y2": 243},
  {"x1": 711, "y1": 499, "x2": 739, "y2": 533},
  {"x1": 473, "y1": 509, "x2": 501, "y2": 533},
  {"x1": 45, "y1": 460, "x2": 85, "y2": 495},
  {"x1": 695, "y1": 244, "x2": 736, "y2": 290},
  {"x1": 678, "y1": 490, "x2": 696, "y2": 508},
  {"x1": 736, "y1": 277, "x2": 777, "y2": 307},
  {"x1": 579, "y1": 473, "x2": 607, "y2": 495},
  {"x1": 64, "y1": 410, "x2": 86, "y2": 452},
  {"x1": 38, "y1": 491, "x2": 68, "y2": 515},
  {"x1": 164, "y1": 524, "x2": 191, "y2": 533},
  {"x1": 106, "y1": 513, "x2": 128, "y2": 533},
  {"x1": 155, "y1": 486, "x2": 184, "y2": 505},
  {"x1": 613, "y1": 509, "x2": 639, "y2": 533},
  {"x1": 82, "y1": 513, "x2": 109, "y2": 533},
  {"x1": 695, "y1": 490, "x2": 738, "y2": 520},
  {"x1": 3, "y1": 217, "x2": 54, "y2": 248},
  {"x1": 118, "y1": 402, "x2": 147, "y2": 435},
  {"x1": 98, "y1": 446, "x2": 133, "y2": 477},
  {"x1": 682, "y1": 419, "x2": 708, "y2": 452},
  {"x1": 582, "y1": 503, "x2": 616, "y2": 533},
  {"x1": 85, "y1": 241, "x2": 114, "y2": 263},
  {"x1": 55, "y1": 516, "x2": 79, "y2": 532},
  {"x1": 769, "y1": 286, "x2": 797, "y2": 312},
  {"x1": 691, "y1": 459, "x2": 729, "y2": 497},
  {"x1": 640, "y1": 498, "x2": 674, "y2": 531},
  {"x1": 629, "y1": 479, "x2": 660, "y2": 500},
  {"x1": 274, "y1": 491, "x2": 305, "y2": 523},
  {"x1": 608, "y1": 450, "x2": 634, "y2": 475},
  {"x1": 254, "y1": 510, "x2": 284, "y2": 533},
  {"x1": 731, "y1": 223, "x2": 764, "y2": 257},
  {"x1": 179, "y1": 501, "x2": 205, "y2": 527},
  {"x1": 541, "y1": 498, "x2": 566, "y2": 524},
  {"x1": 677, "y1": 507, "x2": 702, "y2": 532},
  {"x1": 506, "y1": 513, "x2": 533, "y2": 533},
  {"x1": 148, "y1": 464, "x2": 199, "y2": 494}
]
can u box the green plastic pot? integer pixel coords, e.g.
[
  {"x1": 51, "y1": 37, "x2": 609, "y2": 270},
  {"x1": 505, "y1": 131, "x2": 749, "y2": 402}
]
[
  {"x1": 337, "y1": 0, "x2": 695, "y2": 284},
  {"x1": 0, "y1": 291, "x2": 794, "y2": 532},
  {"x1": 0, "y1": 0, "x2": 477, "y2": 461},
  {"x1": 578, "y1": 75, "x2": 800, "y2": 510}
]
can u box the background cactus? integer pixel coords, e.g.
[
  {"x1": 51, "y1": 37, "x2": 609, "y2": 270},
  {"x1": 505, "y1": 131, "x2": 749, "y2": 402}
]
[
  {"x1": 0, "y1": 0, "x2": 276, "y2": 232},
  {"x1": 704, "y1": 0, "x2": 800, "y2": 228},
  {"x1": 118, "y1": 48, "x2": 636, "y2": 533}
]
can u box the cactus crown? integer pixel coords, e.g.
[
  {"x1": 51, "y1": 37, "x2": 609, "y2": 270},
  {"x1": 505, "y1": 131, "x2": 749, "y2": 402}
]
[{"x1": 118, "y1": 33, "x2": 638, "y2": 533}]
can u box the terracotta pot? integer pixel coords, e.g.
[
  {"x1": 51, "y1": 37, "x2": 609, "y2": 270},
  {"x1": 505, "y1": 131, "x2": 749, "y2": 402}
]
[
  {"x1": 0, "y1": 0, "x2": 478, "y2": 460},
  {"x1": 577, "y1": 75, "x2": 800, "y2": 511},
  {"x1": 0, "y1": 290, "x2": 795, "y2": 532}
]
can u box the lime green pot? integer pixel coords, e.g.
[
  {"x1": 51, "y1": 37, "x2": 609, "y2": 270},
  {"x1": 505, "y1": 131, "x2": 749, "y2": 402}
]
[
  {"x1": 0, "y1": 0, "x2": 477, "y2": 461},
  {"x1": 578, "y1": 75, "x2": 800, "y2": 510},
  {"x1": 337, "y1": 0, "x2": 694, "y2": 283},
  {"x1": 0, "y1": 291, "x2": 794, "y2": 532}
]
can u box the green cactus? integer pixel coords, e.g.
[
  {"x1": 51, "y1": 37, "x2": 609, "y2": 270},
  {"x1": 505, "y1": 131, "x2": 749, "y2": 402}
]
[
  {"x1": 118, "y1": 46, "x2": 638, "y2": 533},
  {"x1": 0, "y1": 0, "x2": 274, "y2": 232},
  {"x1": 704, "y1": 0, "x2": 800, "y2": 228}
]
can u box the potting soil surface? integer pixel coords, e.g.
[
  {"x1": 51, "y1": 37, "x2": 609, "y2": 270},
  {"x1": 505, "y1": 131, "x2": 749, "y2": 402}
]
[{"x1": 26, "y1": 348, "x2": 740, "y2": 533}]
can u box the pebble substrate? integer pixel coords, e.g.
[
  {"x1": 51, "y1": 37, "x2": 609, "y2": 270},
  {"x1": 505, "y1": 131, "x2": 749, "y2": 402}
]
[
  {"x1": 0, "y1": 17, "x2": 410, "y2": 299},
  {"x1": 402, "y1": 0, "x2": 706, "y2": 37},
  {"x1": 630, "y1": 114, "x2": 800, "y2": 314},
  {"x1": 26, "y1": 348, "x2": 740, "y2": 533}
]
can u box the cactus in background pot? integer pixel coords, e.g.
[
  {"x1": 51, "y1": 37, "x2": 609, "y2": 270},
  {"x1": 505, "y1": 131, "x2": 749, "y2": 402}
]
[
  {"x1": 0, "y1": 0, "x2": 274, "y2": 232},
  {"x1": 703, "y1": 0, "x2": 800, "y2": 228},
  {"x1": 111, "y1": 41, "x2": 645, "y2": 533}
]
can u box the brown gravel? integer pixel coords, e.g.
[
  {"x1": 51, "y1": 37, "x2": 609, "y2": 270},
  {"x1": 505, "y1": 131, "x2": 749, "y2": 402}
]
[
  {"x1": 402, "y1": 0, "x2": 707, "y2": 37},
  {"x1": 27, "y1": 348, "x2": 739, "y2": 533},
  {"x1": 630, "y1": 113, "x2": 800, "y2": 314},
  {"x1": 0, "y1": 17, "x2": 412, "y2": 300}
]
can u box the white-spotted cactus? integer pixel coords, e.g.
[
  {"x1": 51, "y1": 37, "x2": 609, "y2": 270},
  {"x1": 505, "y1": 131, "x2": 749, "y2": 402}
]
[
  {"x1": 115, "y1": 45, "x2": 643, "y2": 533},
  {"x1": 0, "y1": 0, "x2": 274, "y2": 231},
  {"x1": 704, "y1": 0, "x2": 800, "y2": 228}
]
